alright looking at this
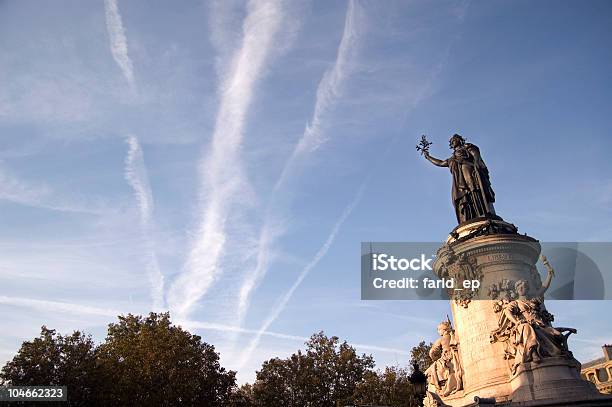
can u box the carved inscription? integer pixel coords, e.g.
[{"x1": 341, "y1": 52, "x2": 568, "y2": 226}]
[
  {"x1": 460, "y1": 320, "x2": 491, "y2": 367},
  {"x1": 487, "y1": 253, "x2": 512, "y2": 262}
]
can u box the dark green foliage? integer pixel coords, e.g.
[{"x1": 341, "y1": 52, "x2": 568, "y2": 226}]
[
  {"x1": 409, "y1": 340, "x2": 434, "y2": 372},
  {"x1": 252, "y1": 332, "x2": 375, "y2": 407},
  {"x1": 95, "y1": 313, "x2": 235, "y2": 406},
  {"x1": 353, "y1": 366, "x2": 420, "y2": 407},
  {"x1": 1, "y1": 313, "x2": 236, "y2": 407},
  {"x1": 2, "y1": 319, "x2": 432, "y2": 407},
  {"x1": 1, "y1": 327, "x2": 98, "y2": 406}
]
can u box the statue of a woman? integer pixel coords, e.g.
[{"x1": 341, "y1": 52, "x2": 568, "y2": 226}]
[
  {"x1": 425, "y1": 320, "x2": 463, "y2": 396},
  {"x1": 490, "y1": 261, "x2": 578, "y2": 374},
  {"x1": 423, "y1": 134, "x2": 496, "y2": 224}
]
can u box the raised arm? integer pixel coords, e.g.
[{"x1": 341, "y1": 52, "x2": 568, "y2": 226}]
[
  {"x1": 424, "y1": 151, "x2": 449, "y2": 167},
  {"x1": 536, "y1": 255, "x2": 555, "y2": 297}
]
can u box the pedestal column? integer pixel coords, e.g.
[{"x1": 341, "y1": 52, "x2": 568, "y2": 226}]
[
  {"x1": 434, "y1": 225, "x2": 541, "y2": 404},
  {"x1": 425, "y1": 219, "x2": 608, "y2": 406}
]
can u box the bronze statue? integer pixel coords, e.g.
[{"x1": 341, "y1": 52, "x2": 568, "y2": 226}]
[{"x1": 419, "y1": 134, "x2": 496, "y2": 224}]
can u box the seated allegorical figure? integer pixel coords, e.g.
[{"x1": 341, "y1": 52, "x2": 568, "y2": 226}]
[
  {"x1": 490, "y1": 269, "x2": 578, "y2": 374},
  {"x1": 425, "y1": 320, "x2": 463, "y2": 396}
]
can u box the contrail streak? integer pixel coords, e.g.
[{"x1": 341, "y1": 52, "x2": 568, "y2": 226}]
[
  {"x1": 104, "y1": 0, "x2": 135, "y2": 91},
  {"x1": 236, "y1": 219, "x2": 281, "y2": 324},
  {"x1": 184, "y1": 320, "x2": 410, "y2": 355},
  {"x1": 125, "y1": 136, "x2": 153, "y2": 225},
  {"x1": 0, "y1": 165, "x2": 110, "y2": 215},
  {"x1": 168, "y1": 0, "x2": 283, "y2": 320},
  {"x1": 236, "y1": 0, "x2": 362, "y2": 326},
  {"x1": 237, "y1": 179, "x2": 369, "y2": 369},
  {"x1": 0, "y1": 295, "x2": 121, "y2": 317},
  {"x1": 275, "y1": 0, "x2": 360, "y2": 192},
  {"x1": 0, "y1": 294, "x2": 409, "y2": 356},
  {"x1": 125, "y1": 136, "x2": 164, "y2": 310}
]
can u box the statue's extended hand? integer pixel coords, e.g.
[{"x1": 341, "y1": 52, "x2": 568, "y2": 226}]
[{"x1": 541, "y1": 255, "x2": 555, "y2": 277}]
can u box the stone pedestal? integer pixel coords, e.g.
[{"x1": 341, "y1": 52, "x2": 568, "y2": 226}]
[
  {"x1": 424, "y1": 218, "x2": 611, "y2": 407},
  {"x1": 510, "y1": 357, "x2": 600, "y2": 402},
  {"x1": 450, "y1": 300, "x2": 512, "y2": 403}
]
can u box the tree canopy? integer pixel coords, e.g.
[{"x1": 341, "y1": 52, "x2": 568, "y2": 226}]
[
  {"x1": 2, "y1": 317, "x2": 430, "y2": 406},
  {"x1": 353, "y1": 366, "x2": 418, "y2": 406},
  {"x1": 1, "y1": 313, "x2": 236, "y2": 407},
  {"x1": 409, "y1": 340, "x2": 434, "y2": 372},
  {"x1": 1, "y1": 326, "x2": 98, "y2": 405},
  {"x1": 251, "y1": 332, "x2": 375, "y2": 407}
]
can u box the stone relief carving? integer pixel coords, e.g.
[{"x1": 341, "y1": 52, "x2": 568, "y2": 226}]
[
  {"x1": 438, "y1": 247, "x2": 480, "y2": 308},
  {"x1": 423, "y1": 390, "x2": 445, "y2": 407},
  {"x1": 425, "y1": 319, "x2": 464, "y2": 397},
  {"x1": 489, "y1": 256, "x2": 579, "y2": 374},
  {"x1": 488, "y1": 278, "x2": 517, "y2": 301},
  {"x1": 487, "y1": 255, "x2": 551, "y2": 301},
  {"x1": 450, "y1": 218, "x2": 519, "y2": 242}
]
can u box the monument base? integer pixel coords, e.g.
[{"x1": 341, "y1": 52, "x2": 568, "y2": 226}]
[
  {"x1": 461, "y1": 396, "x2": 611, "y2": 407},
  {"x1": 426, "y1": 220, "x2": 612, "y2": 407},
  {"x1": 509, "y1": 357, "x2": 608, "y2": 405},
  {"x1": 426, "y1": 391, "x2": 612, "y2": 407}
]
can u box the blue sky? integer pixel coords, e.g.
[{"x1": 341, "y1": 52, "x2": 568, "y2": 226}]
[{"x1": 1, "y1": 0, "x2": 612, "y2": 384}]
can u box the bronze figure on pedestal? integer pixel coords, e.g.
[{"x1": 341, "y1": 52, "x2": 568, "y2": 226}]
[{"x1": 418, "y1": 134, "x2": 497, "y2": 224}]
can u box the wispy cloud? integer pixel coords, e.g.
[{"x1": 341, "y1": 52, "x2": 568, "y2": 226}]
[
  {"x1": 275, "y1": 0, "x2": 361, "y2": 191},
  {"x1": 236, "y1": 218, "x2": 282, "y2": 325},
  {"x1": 0, "y1": 233, "x2": 157, "y2": 295},
  {"x1": 0, "y1": 295, "x2": 122, "y2": 318},
  {"x1": 124, "y1": 135, "x2": 164, "y2": 310},
  {"x1": 237, "y1": 179, "x2": 368, "y2": 369},
  {"x1": 208, "y1": 0, "x2": 244, "y2": 76},
  {"x1": 236, "y1": 0, "x2": 363, "y2": 327},
  {"x1": 125, "y1": 137, "x2": 153, "y2": 225},
  {"x1": 167, "y1": 0, "x2": 284, "y2": 320},
  {"x1": 184, "y1": 319, "x2": 409, "y2": 356},
  {"x1": 0, "y1": 164, "x2": 110, "y2": 215},
  {"x1": 0, "y1": 166, "x2": 50, "y2": 206},
  {"x1": 0, "y1": 294, "x2": 409, "y2": 358},
  {"x1": 104, "y1": 0, "x2": 135, "y2": 92}
]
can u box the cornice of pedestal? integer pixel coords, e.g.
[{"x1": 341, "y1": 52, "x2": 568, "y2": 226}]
[{"x1": 434, "y1": 233, "x2": 541, "y2": 278}]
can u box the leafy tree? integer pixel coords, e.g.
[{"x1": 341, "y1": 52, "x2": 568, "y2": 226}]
[
  {"x1": 0, "y1": 327, "x2": 98, "y2": 406},
  {"x1": 353, "y1": 340, "x2": 435, "y2": 407},
  {"x1": 353, "y1": 366, "x2": 417, "y2": 407},
  {"x1": 229, "y1": 383, "x2": 255, "y2": 406},
  {"x1": 1, "y1": 313, "x2": 236, "y2": 407},
  {"x1": 252, "y1": 332, "x2": 375, "y2": 407},
  {"x1": 2, "y1": 319, "x2": 436, "y2": 407},
  {"x1": 252, "y1": 357, "x2": 296, "y2": 406},
  {"x1": 409, "y1": 340, "x2": 434, "y2": 372},
  {"x1": 96, "y1": 312, "x2": 235, "y2": 406}
]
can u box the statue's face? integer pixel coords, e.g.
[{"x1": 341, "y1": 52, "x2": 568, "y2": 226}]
[
  {"x1": 449, "y1": 138, "x2": 461, "y2": 149},
  {"x1": 517, "y1": 282, "x2": 528, "y2": 296},
  {"x1": 437, "y1": 324, "x2": 449, "y2": 336}
]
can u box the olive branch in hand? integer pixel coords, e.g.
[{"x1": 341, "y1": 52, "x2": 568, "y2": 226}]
[{"x1": 416, "y1": 135, "x2": 433, "y2": 155}]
